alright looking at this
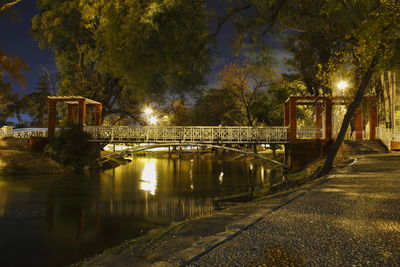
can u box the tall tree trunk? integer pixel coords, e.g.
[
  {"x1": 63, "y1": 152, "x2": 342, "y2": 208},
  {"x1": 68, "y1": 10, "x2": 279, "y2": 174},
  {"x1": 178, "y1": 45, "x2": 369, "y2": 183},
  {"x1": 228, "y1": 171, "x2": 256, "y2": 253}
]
[
  {"x1": 315, "y1": 48, "x2": 383, "y2": 177},
  {"x1": 389, "y1": 71, "x2": 396, "y2": 128},
  {"x1": 381, "y1": 72, "x2": 392, "y2": 128}
]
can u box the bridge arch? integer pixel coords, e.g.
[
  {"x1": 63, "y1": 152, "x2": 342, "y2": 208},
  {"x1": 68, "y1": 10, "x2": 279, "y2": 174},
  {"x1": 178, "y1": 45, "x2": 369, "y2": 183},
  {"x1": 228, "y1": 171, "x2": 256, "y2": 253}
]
[{"x1": 100, "y1": 142, "x2": 288, "y2": 170}]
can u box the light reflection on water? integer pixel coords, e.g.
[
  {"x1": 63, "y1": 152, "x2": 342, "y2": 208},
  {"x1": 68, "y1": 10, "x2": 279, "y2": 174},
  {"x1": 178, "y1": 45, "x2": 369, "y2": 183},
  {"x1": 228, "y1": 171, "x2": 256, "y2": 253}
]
[
  {"x1": 140, "y1": 159, "x2": 157, "y2": 195},
  {"x1": 0, "y1": 156, "x2": 281, "y2": 267}
]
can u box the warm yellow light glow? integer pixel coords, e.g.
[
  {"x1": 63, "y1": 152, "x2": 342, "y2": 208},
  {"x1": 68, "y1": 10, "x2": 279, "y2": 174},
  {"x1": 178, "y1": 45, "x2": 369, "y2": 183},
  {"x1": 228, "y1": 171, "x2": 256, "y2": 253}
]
[
  {"x1": 218, "y1": 171, "x2": 224, "y2": 184},
  {"x1": 144, "y1": 107, "x2": 153, "y2": 115},
  {"x1": 337, "y1": 80, "x2": 348, "y2": 90},
  {"x1": 140, "y1": 160, "x2": 157, "y2": 195},
  {"x1": 149, "y1": 116, "x2": 158, "y2": 125}
]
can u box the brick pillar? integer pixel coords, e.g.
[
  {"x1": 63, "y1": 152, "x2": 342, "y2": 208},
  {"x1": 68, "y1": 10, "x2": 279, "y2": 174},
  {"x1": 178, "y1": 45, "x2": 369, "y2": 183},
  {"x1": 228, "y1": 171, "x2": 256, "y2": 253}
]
[
  {"x1": 315, "y1": 103, "x2": 323, "y2": 139},
  {"x1": 95, "y1": 104, "x2": 102, "y2": 125},
  {"x1": 48, "y1": 99, "x2": 57, "y2": 138},
  {"x1": 325, "y1": 98, "x2": 333, "y2": 140},
  {"x1": 78, "y1": 99, "x2": 86, "y2": 126},
  {"x1": 284, "y1": 102, "x2": 290, "y2": 126},
  {"x1": 355, "y1": 107, "x2": 363, "y2": 140},
  {"x1": 67, "y1": 104, "x2": 76, "y2": 124},
  {"x1": 289, "y1": 98, "x2": 297, "y2": 141},
  {"x1": 369, "y1": 98, "x2": 378, "y2": 140}
]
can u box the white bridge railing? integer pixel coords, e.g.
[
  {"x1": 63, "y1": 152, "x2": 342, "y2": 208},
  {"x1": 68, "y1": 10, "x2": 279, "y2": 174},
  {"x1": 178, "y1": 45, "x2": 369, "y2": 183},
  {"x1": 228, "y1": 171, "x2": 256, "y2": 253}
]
[
  {"x1": 84, "y1": 126, "x2": 289, "y2": 143},
  {"x1": 0, "y1": 127, "x2": 48, "y2": 139},
  {"x1": 1, "y1": 126, "x2": 289, "y2": 143}
]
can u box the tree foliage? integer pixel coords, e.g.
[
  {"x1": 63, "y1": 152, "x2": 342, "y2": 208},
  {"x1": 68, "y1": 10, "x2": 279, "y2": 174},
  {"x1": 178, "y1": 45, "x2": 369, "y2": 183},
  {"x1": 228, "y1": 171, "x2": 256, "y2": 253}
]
[
  {"x1": 23, "y1": 71, "x2": 54, "y2": 127},
  {"x1": 0, "y1": 80, "x2": 14, "y2": 123},
  {"x1": 192, "y1": 88, "x2": 239, "y2": 126},
  {"x1": 32, "y1": 0, "x2": 211, "y2": 123},
  {"x1": 217, "y1": 61, "x2": 277, "y2": 126},
  {"x1": 0, "y1": 0, "x2": 27, "y2": 86}
]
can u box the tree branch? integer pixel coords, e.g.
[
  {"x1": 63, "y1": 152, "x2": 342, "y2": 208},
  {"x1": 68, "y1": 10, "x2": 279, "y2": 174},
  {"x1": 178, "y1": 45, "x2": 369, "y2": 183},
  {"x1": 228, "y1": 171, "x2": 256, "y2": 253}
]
[
  {"x1": 208, "y1": 2, "x2": 251, "y2": 39},
  {"x1": 0, "y1": 0, "x2": 22, "y2": 12}
]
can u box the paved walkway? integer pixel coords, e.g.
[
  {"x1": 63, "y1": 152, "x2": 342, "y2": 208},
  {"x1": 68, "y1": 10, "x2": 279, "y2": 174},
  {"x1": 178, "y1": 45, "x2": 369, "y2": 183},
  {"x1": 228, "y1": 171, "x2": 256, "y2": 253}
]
[
  {"x1": 189, "y1": 153, "x2": 400, "y2": 266},
  {"x1": 82, "y1": 153, "x2": 400, "y2": 266}
]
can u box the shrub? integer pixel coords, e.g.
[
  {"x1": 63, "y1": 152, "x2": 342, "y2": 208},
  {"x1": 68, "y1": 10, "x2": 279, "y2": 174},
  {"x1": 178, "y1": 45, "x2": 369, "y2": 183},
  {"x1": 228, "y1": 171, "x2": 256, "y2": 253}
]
[{"x1": 45, "y1": 124, "x2": 99, "y2": 173}]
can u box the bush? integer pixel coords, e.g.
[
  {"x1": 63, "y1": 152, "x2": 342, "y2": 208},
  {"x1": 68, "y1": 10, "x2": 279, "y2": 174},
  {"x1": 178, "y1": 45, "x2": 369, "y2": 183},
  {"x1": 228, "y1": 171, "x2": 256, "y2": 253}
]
[{"x1": 45, "y1": 124, "x2": 99, "y2": 173}]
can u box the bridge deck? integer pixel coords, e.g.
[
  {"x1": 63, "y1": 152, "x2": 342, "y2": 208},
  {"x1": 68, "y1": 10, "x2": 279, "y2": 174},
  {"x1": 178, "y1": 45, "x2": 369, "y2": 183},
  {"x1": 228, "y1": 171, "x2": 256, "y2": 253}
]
[{"x1": 2, "y1": 126, "x2": 290, "y2": 144}]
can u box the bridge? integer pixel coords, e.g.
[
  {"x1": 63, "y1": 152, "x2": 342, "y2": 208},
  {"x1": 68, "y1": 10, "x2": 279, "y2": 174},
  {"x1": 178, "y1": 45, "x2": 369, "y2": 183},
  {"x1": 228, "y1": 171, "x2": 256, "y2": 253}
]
[
  {"x1": 2, "y1": 95, "x2": 399, "y2": 170},
  {"x1": 2, "y1": 126, "x2": 289, "y2": 143}
]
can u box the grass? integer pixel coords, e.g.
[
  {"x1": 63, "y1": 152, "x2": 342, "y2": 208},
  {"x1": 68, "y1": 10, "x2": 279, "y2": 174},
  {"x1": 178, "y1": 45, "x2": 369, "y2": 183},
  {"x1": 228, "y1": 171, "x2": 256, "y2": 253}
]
[{"x1": 0, "y1": 149, "x2": 69, "y2": 175}]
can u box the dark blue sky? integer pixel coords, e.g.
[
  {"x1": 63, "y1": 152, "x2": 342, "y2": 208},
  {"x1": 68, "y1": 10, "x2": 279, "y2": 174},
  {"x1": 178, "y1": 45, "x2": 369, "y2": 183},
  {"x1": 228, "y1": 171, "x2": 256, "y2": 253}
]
[
  {"x1": 0, "y1": 0, "x2": 55, "y2": 95},
  {"x1": 0, "y1": 1, "x2": 289, "y2": 96}
]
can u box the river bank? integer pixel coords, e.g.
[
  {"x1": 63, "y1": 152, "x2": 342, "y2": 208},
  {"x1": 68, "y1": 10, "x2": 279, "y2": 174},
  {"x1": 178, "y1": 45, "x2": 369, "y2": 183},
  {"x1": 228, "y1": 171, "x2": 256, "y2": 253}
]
[
  {"x1": 0, "y1": 138, "x2": 69, "y2": 175},
  {"x1": 75, "y1": 154, "x2": 353, "y2": 267}
]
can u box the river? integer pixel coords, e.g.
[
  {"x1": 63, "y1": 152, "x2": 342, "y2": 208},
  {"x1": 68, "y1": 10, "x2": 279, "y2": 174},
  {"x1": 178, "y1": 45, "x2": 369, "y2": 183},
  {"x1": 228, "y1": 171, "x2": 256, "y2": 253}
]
[{"x1": 0, "y1": 156, "x2": 281, "y2": 267}]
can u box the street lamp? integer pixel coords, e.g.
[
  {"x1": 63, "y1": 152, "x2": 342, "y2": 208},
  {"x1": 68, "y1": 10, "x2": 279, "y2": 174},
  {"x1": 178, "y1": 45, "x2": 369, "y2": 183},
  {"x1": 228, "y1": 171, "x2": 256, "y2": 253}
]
[
  {"x1": 149, "y1": 116, "x2": 158, "y2": 125},
  {"x1": 144, "y1": 107, "x2": 153, "y2": 125},
  {"x1": 337, "y1": 80, "x2": 348, "y2": 96}
]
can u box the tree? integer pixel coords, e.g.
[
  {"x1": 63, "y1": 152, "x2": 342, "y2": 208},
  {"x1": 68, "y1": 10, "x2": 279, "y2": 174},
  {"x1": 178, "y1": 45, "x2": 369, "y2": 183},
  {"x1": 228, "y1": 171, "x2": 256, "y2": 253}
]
[
  {"x1": 23, "y1": 71, "x2": 54, "y2": 127},
  {"x1": 32, "y1": 0, "x2": 211, "y2": 123},
  {"x1": 0, "y1": 80, "x2": 14, "y2": 123},
  {"x1": 228, "y1": 0, "x2": 400, "y2": 175},
  {"x1": 32, "y1": 0, "x2": 124, "y2": 120},
  {"x1": 0, "y1": 0, "x2": 27, "y2": 86},
  {"x1": 253, "y1": 80, "x2": 294, "y2": 126},
  {"x1": 45, "y1": 124, "x2": 99, "y2": 173},
  {"x1": 217, "y1": 61, "x2": 276, "y2": 126},
  {"x1": 192, "y1": 88, "x2": 239, "y2": 126}
]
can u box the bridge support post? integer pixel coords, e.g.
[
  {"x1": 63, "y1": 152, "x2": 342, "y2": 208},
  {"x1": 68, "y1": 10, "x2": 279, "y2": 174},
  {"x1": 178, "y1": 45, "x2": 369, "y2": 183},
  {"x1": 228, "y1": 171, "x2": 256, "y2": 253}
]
[
  {"x1": 325, "y1": 98, "x2": 333, "y2": 140},
  {"x1": 369, "y1": 98, "x2": 378, "y2": 139},
  {"x1": 284, "y1": 102, "x2": 290, "y2": 126},
  {"x1": 284, "y1": 144, "x2": 290, "y2": 167},
  {"x1": 67, "y1": 104, "x2": 77, "y2": 124},
  {"x1": 48, "y1": 99, "x2": 57, "y2": 138},
  {"x1": 355, "y1": 107, "x2": 363, "y2": 140},
  {"x1": 315, "y1": 103, "x2": 323, "y2": 139},
  {"x1": 78, "y1": 99, "x2": 86, "y2": 126},
  {"x1": 289, "y1": 98, "x2": 297, "y2": 141},
  {"x1": 94, "y1": 104, "x2": 102, "y2": 125}
]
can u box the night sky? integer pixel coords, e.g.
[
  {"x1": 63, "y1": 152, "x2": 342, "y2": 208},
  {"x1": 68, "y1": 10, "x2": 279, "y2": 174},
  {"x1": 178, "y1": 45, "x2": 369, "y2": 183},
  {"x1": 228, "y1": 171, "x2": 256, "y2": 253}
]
[
  {"x1": 0, "y1": 0, "x2": 55, "y2": 95},
  {"x1": 0, "y1": 1, "x2": 289, "y2": 96}
]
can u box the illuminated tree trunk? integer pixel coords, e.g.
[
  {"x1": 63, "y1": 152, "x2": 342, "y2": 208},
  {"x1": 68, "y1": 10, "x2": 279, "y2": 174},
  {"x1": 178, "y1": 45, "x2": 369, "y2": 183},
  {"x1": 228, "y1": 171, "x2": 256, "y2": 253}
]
[
  {"x1": 381, "y1": 72, "x2": 392, "y2": 128},
  {"x1": 389, "y1": 71, "x2": 396, "y2": 128},
  {"x1": 316, "y1": 48, "x2": 383, "y2": 177}
]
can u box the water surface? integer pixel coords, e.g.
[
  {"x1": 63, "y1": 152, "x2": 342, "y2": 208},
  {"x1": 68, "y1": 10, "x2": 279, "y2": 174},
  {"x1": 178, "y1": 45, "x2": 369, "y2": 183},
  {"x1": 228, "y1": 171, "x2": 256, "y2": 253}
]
[{"x1": 0, "y1": 156, "x2": 281, "y2": 267}]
